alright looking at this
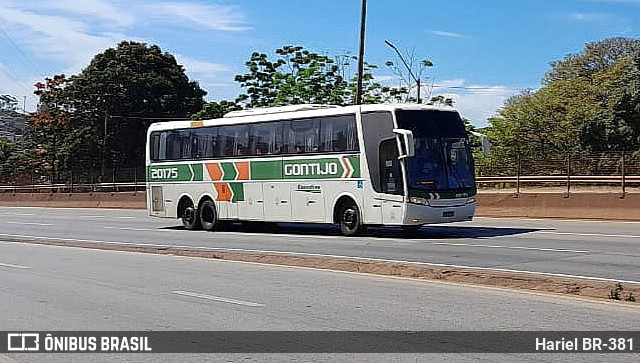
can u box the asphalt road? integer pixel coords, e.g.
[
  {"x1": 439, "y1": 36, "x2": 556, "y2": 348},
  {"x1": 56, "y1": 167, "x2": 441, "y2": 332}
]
[
  {"x1": 1, "y1": 239, "x2": 639, "y2": 363},
  {"x1": 1, "y1": 206, "x2": 639, "y2": 283}
]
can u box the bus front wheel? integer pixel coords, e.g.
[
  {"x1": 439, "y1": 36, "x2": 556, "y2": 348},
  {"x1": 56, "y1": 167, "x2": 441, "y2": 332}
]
[
  {"x1": 199, "y1": 199, "x2": 218, "y2": 231},
  {"x1": 339, "y1": 202, "x2": 362, "y2": 237}
]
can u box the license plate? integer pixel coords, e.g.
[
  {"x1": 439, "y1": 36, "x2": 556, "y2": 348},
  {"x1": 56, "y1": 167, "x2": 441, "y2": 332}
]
[{"x1": 442, "y1": 211, "x2": 455, "y2": 218}]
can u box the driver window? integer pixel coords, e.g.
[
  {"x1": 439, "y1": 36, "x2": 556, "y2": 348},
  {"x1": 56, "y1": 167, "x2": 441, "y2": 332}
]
[{"x1": 379, "y1": 138, "x2": 403, "y2": 195}]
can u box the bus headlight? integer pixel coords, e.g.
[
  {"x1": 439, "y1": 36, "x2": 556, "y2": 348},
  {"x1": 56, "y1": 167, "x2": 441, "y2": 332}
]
[
  {"x1": 409, "y1": 197, "x2": 429, "y2": 205},
  {"x1": 466, "y1": 196, "x2": 476, "y2": 204}
]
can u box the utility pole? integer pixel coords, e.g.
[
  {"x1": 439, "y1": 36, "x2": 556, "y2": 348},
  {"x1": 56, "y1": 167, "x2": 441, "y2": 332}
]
[
  {"x1": 355, "y1": 0, "x2": 367, "y2": 105},
  {"x1": 101, "y1": 110, "x2": 108, "y2": 179},
  {"x1": 385, "y1": 40, "x2": 421, "y2": 104}
]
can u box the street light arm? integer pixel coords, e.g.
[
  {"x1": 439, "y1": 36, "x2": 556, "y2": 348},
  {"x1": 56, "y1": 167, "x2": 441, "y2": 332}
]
[{"x1": 384, "y1": 40, "x2": 419, "y2": 83}]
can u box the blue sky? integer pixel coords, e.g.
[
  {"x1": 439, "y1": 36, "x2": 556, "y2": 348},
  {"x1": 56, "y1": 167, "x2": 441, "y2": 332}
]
[{"x1": 0, "y1": 0, "x2": 638, "y2": 126}]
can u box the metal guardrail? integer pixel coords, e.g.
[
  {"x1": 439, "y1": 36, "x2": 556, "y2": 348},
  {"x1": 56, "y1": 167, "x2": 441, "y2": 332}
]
[
  {"x1": 476, "y1": 175, "x2": 640, "y2": 196},
  {"x1": 0, "y1": 182, "x2": 145, "y2": 194},
  {"x1": 0, "y1": 176, "x2": 639, "y2": 195}
]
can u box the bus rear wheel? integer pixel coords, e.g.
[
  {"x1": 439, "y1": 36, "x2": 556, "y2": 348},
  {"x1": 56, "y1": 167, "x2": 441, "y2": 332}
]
[
  {"x1": 199, "y1": 199, "x2": 218, "y2": 231},
  {"x1": 339, "y1": 202, "x2": 362, "y2": 237}
]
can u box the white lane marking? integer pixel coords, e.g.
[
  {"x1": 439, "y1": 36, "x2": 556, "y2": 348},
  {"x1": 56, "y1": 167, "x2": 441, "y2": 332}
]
[
  {"x1": 172, "y1": 290, "x2": 264, "y2": 307},
  {"x1": 0, "y1": 213, "x2": 35, "y2": 216},
  {"x1": 80, "y1": 215, "x2": 107, "y2": 219},
  {"x1": 105, "y1": 226, "x2": 170, "y2": 232},
  {"x1": 6, "y1": 222, "x2": 52, "y2": 226},
  {"x1": 0, "y1": 262, "x2": 32, "y2": 269},
  {"x1": 536, "y1": 231, "x2": 640, "y2": 239},
  {"x1": 0, "y1": 231, "x2": 593, "y2": 255},
  {"x1": 426, "y1": 241, "x2": 589, "y2": 253},
  {"x1": 120, "y1": 216, "x2": 136, "y2": 219},
  {"x1": 473, "y1": 216, "x2": 640, "y2": 225},
  {"x1": 1, "y1": 233, "x2": 639, "y2": 285}
]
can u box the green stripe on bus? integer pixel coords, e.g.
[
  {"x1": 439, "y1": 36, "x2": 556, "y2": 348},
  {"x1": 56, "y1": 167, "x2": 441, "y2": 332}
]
[
  {"x1": 347, "y1": 155, "x2": 361, "y2": 178},
  {"x1": 221, "y1": 163, "x2": 237, "y2": 180},
  {"x1": 148, "y1": 155, "x2": 360, "y2": 183},
  {"x1": 229, "y1": 182, "x2": 244, "y2": 202},
  {"x1": 251, "y1": 160, "x2": 283, "y2": 180},
  {"x1": 192, "y1": 164, "x2": 203, "y2": 181}
]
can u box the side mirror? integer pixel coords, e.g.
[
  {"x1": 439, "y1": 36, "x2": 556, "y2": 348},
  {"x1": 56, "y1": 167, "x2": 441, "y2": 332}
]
[
  {"x1": 393, "y1": 128, "x2": 415, "y2": 159},
  {"x1": 469, "y1": 131, "x2": 491, "y2": 157}
]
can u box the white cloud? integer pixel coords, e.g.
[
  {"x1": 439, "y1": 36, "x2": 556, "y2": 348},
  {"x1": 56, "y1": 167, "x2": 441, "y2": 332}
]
[
  {"x1": 568, "y1": 12, "x2": 612, "y2": 22},
  {"x1": 145, "y1": 2, "x2": 251, "y2": 32},
  {"x1": 428, "y1": 30, "x2": 468, "y2": 39},
  {"x1": 0, "y1": 63, "x2": 39, "y2": 111},
  {"x1": 373, "y1": 75, "x2": 397, "y2": 83},
  {"x1": 0, "y1": 1, "x2": 249, "y2": 98},
  {"x1": 176, "y1": 55, "x2": 230, "y2": 76},
  {"x1": 0, "y1": 6, "x2": 125, "y2": 72},
  {"x1": 33, "y1": 0, "x2": 135, "y2": 27},
  {"x1": 371, "y1": 75, "x2": 517, "y2": 127},
  {"x1": 430, "y1": 80, "x2": 520, "y2": 127}
]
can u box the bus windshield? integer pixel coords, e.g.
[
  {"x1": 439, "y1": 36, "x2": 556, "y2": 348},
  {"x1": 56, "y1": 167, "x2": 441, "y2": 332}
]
[{"x1": 395, "y1": 110, "x2": 475, "y2": 193}]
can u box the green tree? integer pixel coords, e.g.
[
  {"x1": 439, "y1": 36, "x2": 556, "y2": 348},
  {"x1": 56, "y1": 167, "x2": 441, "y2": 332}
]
[
  {"x1": 544, "y1": 37, "x2": 640, "y2": 84},
  {"x1": 486, "y1": 37, "x2": 640, "y2": 169},
  {"x1": 26, "y1": 75, "x2": 101, "y2": 184},
  {"x1": 64, "y1": 41, "x2": 207, "y2": 170},
  {"x1": 234, "y1": 46, "x2": 348, "y2": 107},
  {"x1": 233, "y1": 45, "x2": 408, "y2": 108},
  {"x1": 192, "y1": 100, "x2": 242, "y2": 120}
]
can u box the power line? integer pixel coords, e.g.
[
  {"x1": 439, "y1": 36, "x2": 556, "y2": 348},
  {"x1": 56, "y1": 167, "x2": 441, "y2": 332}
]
[
  {"x1": 0, "y1": 20, "x2": 45, "y2": 80},
  {"x1": 431, "y1": 84, "x2": 535, "y2": 92}
]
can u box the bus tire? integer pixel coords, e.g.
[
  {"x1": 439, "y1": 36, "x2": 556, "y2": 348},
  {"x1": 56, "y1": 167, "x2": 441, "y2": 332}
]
[
  {"x1": 338, "y1": 201, "x2": 362, "y2": 237},
  {"x1": 199, "y1": 199, "x2": 218, "y2": 231},
  {"x1": 181, "y1": 204, "x2": 200, "y2": 230}
]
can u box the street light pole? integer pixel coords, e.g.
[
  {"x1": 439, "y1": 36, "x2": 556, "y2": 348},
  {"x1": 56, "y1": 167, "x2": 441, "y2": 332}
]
[
  {"x1": 384, "y1": 40, "x2": 421, "y2": 104},
  {"x1": 355, "y1": 0, "x2": 367, "y2": 105}
]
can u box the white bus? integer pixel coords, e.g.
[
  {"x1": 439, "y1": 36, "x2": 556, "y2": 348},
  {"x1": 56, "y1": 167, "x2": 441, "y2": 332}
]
[{"x1": 146, "y1": 104, "x2": 477, "y2": 236}]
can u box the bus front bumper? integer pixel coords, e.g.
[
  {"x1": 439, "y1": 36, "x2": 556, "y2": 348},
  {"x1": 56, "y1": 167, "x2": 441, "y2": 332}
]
[{"x1": 404, "y1": 200, "x2": 476, "y2": 225}]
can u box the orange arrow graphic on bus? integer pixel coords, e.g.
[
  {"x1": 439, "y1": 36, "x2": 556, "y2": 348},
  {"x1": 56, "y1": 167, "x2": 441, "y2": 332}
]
[
  {"x1": 341, "y1": 156, "x2": 353, "y2": 178},
  {"x1": 214, "y1": 182, "x2": 233, "y2": 202},
  {"x1": 235, "y1": 161, "x2": 250, "y2": 180},
  {"x1": 206, "y1": 163, "x2": 223, "y2": 181}
]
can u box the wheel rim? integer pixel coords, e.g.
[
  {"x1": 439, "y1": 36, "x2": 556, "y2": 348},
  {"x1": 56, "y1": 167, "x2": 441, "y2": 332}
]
[
  {"x1": 183, "y1": 207, "x2": 195, "y2": 224},
  {"x1": 342, "y1": 208, "x2": 357, "y2": 230},
  {"x1": 201, "y1": 204, "x2": 214, "y2": 224}
]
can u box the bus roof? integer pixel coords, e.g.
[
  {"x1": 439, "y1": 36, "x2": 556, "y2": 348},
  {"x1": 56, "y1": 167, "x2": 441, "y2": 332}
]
[{"x1": 147, "y1": 103, "x2": 460, "y2": 132}]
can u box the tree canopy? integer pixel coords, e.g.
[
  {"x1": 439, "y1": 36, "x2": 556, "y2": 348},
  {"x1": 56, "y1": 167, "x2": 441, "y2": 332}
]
[
  {"x1": 486, "y1": 37, "x2": 640, "y2": 167},
  {"x1": 62, "y1": 41, "x2": 206, "y2": 170}
]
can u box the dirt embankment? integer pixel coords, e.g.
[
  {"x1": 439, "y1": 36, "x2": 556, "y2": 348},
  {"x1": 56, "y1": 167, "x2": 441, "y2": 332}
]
[
  {"x1": 477, "y1": 191, "x2": 640, "y2": 221},
  {"x1": 0, "y1": 192, "x2": 146, "y2": 209}
]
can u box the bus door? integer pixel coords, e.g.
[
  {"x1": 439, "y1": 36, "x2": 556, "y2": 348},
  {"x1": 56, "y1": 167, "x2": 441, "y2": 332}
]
[
  {"x1": 361, "y1": 111, "x2": 405, "y2": 225},
  {"x1": 378, "y1": 137, "x2": 405, "y2": 225}
]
